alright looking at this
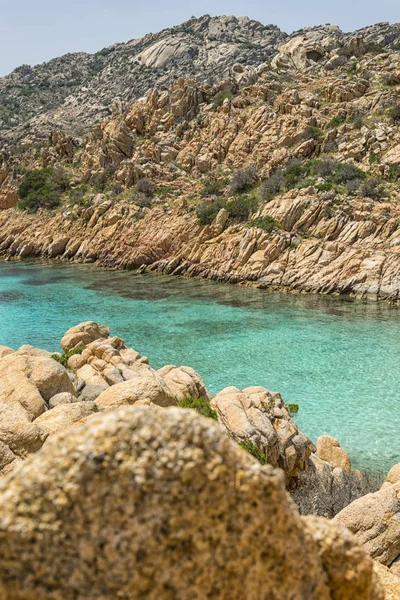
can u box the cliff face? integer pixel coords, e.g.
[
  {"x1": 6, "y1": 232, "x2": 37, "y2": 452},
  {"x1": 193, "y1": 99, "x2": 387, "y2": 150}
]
[{"x1": 1, "y1": 189, "x2": 400, "y2": 300}]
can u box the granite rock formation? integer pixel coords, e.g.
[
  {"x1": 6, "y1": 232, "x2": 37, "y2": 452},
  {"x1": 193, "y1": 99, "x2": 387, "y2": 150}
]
[{"x1": 0, "y1": 406, "x2": 385, "y2": 599}]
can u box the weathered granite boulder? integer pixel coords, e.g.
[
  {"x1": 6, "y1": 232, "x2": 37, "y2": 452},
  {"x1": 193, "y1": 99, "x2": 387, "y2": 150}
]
[
  {"x1": 95, "y1": 367, "x2": 177, "y2": 409},
  {"x1": 0, "y1": 354, "x2": 75, "y2": 423},
  {"x1": 34, "y1": 402, "x2": 98, "y2": 439},
  {"x1": 0, "y1": 406, "x2": 383, "y2": 600},
  {"x1": 211, "y1": 386, "x2": 314, "y2": 485},
  {"x1": 0, "y1": 346, "x2": 13, "y2": 359},
  {"x1": 61, "y1": 321, "x2": 110, "y2": 352},
  {"x1": 48, "y1": 391, "x2": 76, "y2": 408},
  {"x1": 335, "y1": 481, "x2": 400, "y2": 567},
  {"x1": 317, "y1": 435, "x2": 352, "y2": 472},
  {"x1": 158, "y1": 365, "x2": 211, "y2": 402},
  {"x1": 374, "y1": 563, "x2": 400, "y2": 600}
]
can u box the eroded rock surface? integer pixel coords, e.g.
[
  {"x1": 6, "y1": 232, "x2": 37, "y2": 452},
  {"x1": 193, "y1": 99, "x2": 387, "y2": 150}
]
[{"x1": 0, "y1": 406, "x2": 383, "y2": 600}]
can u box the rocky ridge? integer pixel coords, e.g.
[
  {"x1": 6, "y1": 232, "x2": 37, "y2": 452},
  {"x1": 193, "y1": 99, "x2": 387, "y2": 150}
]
[{"x1": 1, "y1": 16, "x2": 400, "y2": 148}]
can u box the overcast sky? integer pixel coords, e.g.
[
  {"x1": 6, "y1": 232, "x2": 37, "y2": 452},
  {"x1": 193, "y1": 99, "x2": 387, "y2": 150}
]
[{"x1": 0, "y1": 0, "x2": 398, "y2": 76}]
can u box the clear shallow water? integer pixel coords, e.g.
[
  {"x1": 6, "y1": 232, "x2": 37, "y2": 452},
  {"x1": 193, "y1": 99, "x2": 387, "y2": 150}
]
[{"x1": 0, "y1": 260, "x2": 399, "y2": 473}]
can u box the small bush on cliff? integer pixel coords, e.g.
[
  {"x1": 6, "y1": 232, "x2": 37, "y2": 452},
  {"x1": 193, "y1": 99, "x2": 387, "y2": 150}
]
[
  {"x1": 51, "y1": 345, "x2": 86, "y2": 367},
  {"x1": 178, "y1": 397, "x2": 218, "y2": 420},
  {"x1": 18, "y1": 167, "x2": 69, "y2": 211},
  {"x1": 302, "y1": 126, "x2": 323, "y2": 141},
  {"x1": 332, "y1": 163, "x2": 366, "y2": 185},
  {"x1": 225, "y1": 194, "x2": 258, "y2": 221},
  {"x1": 359, "y1": 178, "x2": 385, "y2": 200},
  {"x1": 251, "y1": 215, "x2": 281, "y2": 233},
  {"x1": 201, "y1": 176, "x2": 226, "y2": 197},
  {"x1": 135, "y1": 178, "x2": 154, "y2": 197},
  {"x1": 238, "y1": 440, "x2": 266, "y2": 465},
  {"x1": 196, "y1": 199, "x2": 225, "y2": 225},
  {"x1": 388, "y1": 105, "x2": 400, "y2": 124},
  {"x1": 326, "y1": 115, "x2": 347, "y2": 130},
  {"x1": 388, "y1": 165, "x2": 400, "y2": 182},
  {"x1": 260, "y1": 171, "x2": 283, "y2": 199},
  {"x1": 230, "y1": 165, "x2": 258, "y2": 194},
  {"x1": 213, "y1": 91, "x2": 233, "y2": 110}
]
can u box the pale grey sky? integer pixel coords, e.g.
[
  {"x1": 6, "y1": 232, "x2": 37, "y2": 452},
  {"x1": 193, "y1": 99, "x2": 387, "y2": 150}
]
[{"x1": 0, "y1": 0, "x2": 398, "y2": 76}]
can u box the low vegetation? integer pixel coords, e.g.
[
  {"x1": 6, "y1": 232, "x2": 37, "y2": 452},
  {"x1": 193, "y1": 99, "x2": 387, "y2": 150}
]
[
  {"x1": 260, "y1": 158, "x2": 386, "y2": 201},
  {"x1": 229, "y1": 166, "x2": 258, "y2": 194},
  {"x1": 238, "y1": 440, "x2": 266, "y2": 465},
  {"x1": 251, "y1": 215, "x2": 281, "y2": 232},
  {"x1": 178, "y1": 397, "x2": 218, "y2": 420},
  {"x1": 18, "y1": 167, "x2": 70, "y2": 211},
  {"x1": 51, "y1": 345, "x2": 86, "y2": 367}
]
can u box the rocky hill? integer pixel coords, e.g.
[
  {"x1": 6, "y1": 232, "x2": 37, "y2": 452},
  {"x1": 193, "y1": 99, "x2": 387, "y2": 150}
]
[
  {"x1": 0, "y1": 15, "x2": 285, "y2": 146},
  {"x1": 1, "y1": 16, "x2": 400, "y2": 148}
]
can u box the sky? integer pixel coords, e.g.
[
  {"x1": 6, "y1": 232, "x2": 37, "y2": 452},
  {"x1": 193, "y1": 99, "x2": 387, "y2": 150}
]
[{"x1": 0, "y1": 0, "x2": 398, "y2": 76}]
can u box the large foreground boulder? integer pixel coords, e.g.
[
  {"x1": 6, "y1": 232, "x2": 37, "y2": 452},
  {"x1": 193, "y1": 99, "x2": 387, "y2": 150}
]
[{"x1": 0, "y1": 407, "x2": 383, "y2": 600}]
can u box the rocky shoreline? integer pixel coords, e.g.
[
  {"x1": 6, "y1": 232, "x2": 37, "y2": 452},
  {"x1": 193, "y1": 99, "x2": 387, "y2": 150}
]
[
  {"x1": 0, "y1": 320, "x2": 399, "y2": 597},
  {"x1": 1, "y1": 189, "x2": 400, "y2": 302}
]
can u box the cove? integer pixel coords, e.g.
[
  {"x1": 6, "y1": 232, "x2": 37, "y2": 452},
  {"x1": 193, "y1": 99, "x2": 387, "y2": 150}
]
[{"x1": 0, "y1": 259, "x2": 399, "y2": 474}]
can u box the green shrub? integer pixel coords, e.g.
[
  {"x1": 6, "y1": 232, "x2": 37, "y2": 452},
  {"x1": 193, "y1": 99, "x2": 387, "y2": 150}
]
[
  {"x1": 225, "y1": 194, "x2": 258, "y2": 221},
  {"x1": 51, "y1": 345, "x2": 86, "y2": 367},
  {"x1": 369, "y1": 152, "x2": 378, "y2": 165},
  {"x1": 388, "y1": 105, "x2": 400, "y2": 123},
  {"x1": 156, "y1": 186, "x2": 174, "y2": 198},
  {"x1": 326, "y1": 115, "x2": 347, "y2": 129},
  {"x1": 332, "y1": 163, "x2": 366, "y2": 185},
  {"x1": 230, "y1": 165, "x2": 258, "y2": 194},
  {"x1": 302, "y1": 126, "x2": 323, "y2": 141},
  {"x1": 178, "y1": 397, "x2": 218, "y2": 420},
  {"x1": 213, "y1": 91, "x2": 233, "y2": 109},
  {"x1": 201, "y1": 176, "x2": 225, "y2": 197},
  {"x1": 282, "y1": 161, "x2": 312, "y2": 188},
  {"x1": 359, "y1": 178, "x2": 385, "y2": 200},
  {"x1": 287, "y1": 404, "x2": 299, "y2": 414},
  {"x1": 388, "y1": 165, "x2": 400, "y2": 181},
  {"x1": 196, "y1": 199, "x2": 225, "y2": 225},
  {"x1": 18, "y1": 167, "x2": 69, "y2": 211},
  {"x1": 251, "y1": 215, "x2": 281, "y2": 232},
  {"x1": 238, "y1": 439, "x2": 266, "y2": 465}
]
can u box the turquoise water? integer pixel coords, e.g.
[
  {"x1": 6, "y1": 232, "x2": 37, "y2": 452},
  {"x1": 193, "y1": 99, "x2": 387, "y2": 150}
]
[{"x1": 0, "y1": 260, "x2": 399, "y2": 473}]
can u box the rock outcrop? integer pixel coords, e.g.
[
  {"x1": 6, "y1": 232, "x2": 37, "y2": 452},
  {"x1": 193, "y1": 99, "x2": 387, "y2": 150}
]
[
  {"x1": 335, "y1": 478, "x2": 400, "y2": 568},
  {"x1": 0, "y1": 406, "x2": 384, "y2": 599},
  {"x1": 211, "y1": 385, "x2": 313, "y2": 486}
]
